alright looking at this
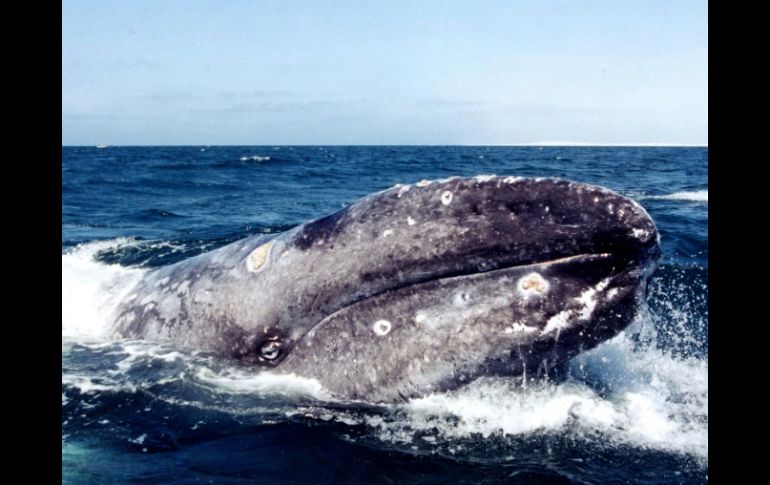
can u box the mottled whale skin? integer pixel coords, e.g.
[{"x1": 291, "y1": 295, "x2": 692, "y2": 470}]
[{"x1": 112, "y1": 176, "x2": 660, "y2": 403}]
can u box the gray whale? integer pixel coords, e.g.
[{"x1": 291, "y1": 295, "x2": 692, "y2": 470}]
[{"x1": 112, "y1": 176, "x2": 660, "y2": 402}]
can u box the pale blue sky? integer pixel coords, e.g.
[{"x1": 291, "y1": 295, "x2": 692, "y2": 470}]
[{"x1": 62, "y1": 0, "x2": 707, "y2": 145}]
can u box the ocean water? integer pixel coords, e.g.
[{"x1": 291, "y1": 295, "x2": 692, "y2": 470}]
[{"x1": 62, "y1": 146, "x2": 708, "y2": 484}]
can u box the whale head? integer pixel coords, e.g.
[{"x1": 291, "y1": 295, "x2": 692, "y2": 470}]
[{"x1": 235, "y1": 176, "x2": 660, "y2": 402}]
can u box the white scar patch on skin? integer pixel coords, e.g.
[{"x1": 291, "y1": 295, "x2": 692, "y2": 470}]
[
  {"x1": 246, "y1": 241, "x2": 273, "y2": 273},
  {"x1": 372, "y1": 319, "x2": 392, "y2": 336},
  {"x1": 154, "y1": 277, "x2": 170, "y2": 288},
  {"x1": 452, "y1": 292, "x2": 470, "y2": 307},
  {"x1": 176, "y1": 280, "x2": 190, "y2": 295},
  {"x1": 504, "y1": 322, "x2": 537, "y2": 334},
  {"x1": 406, "y1": 216, "x2": 417, "y2": 226},
  {"x1": 397, "y1": 185, "x2": 411, "y2": 197},
  {"x1": 382, "y1": 229, "x2": 394, "y2": 238},
  {"x1": 542, "y1": 310, "x2": 574, "y2": 335},
  {"x1": 503, "y1": 176, "x2": 522, "y2": 184},
  {"x1": 575, "y1": 278, "x2": 611, "y2": 320},
  {"x1": 441, "y1": 191, "x2": 453, "y2": 205},
  {"x1": 414, "y1": 311, "x2": 441, "y2": 330},
  {"x1": 517, "y1": 272, "x2": 549, "y2": 297}
]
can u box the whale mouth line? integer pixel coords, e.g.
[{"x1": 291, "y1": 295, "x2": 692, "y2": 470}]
[
  {"x1": 355, "y1": 251, "x2": 622, "y2": 302},
  {"x1": 298, "y1": 250, "x2": 637, "y2": 341}
]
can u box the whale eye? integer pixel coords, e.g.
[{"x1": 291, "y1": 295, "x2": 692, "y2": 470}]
[{"x1": 259, "y1": 340, "x2": 282, "y2": 361}]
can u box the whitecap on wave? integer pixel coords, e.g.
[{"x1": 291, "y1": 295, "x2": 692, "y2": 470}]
[
  {"x1": 645, "y1": 190, "x2": 708, "y2": 202},
  {"x1": 62, "y1": 239, "x2": 148, "y2": 339},
  {"x1": 240, "y1": 155, "x2": 271, "y2": 162}
]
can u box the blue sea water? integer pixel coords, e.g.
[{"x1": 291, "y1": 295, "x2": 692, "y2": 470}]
[{"x1": 62, "y1": 146, "x2": 708, "y2": 484}]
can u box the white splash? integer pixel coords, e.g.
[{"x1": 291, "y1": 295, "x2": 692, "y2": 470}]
[
  {"x1": 194, "y1": 367, "x2": 332, "y2": 400},
  {"x1": 368, "y1": 328, "x2": 708, "y2": 460},
  {"x1": 62, "y1": 239, "x2": 147, "y2": 340}
]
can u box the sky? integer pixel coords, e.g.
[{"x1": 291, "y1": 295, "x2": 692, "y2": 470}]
[{"x1": 62, "y1": 0, "x2": 708, "y2": 146}]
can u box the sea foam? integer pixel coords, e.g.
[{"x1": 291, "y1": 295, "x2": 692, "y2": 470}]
[{"x1": 646, "y1": 190, "x2": 708, "y2": 202}]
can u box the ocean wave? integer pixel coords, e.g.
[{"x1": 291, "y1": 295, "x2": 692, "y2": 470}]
[
  {"x1": 389, "y1": 330, "x2": 708, "y2": 459},
  {"x1": 240, "y1": 155, "x2": 271, "y2": 162},
  {"x1": 646, "y1": 190, "x2": 708, "y2": 202},
  {"x1": 62, "y1": 239, "x2": 148, "y2": 339}
]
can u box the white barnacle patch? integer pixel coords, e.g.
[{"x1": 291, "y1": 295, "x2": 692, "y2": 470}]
[
  {"x1": 176, "y1": 280, "x2": 190, "y2": 295},
  {"x1": 416, "y1": 179, "x2": 432, "y2": 187},
  {"x1": 372, "y1": 319, "x2": 392, "y2": 336},
  {"x1": 452, "y1": 292, "x2": 471, "y2": 307},
  {"x1": 504, "y1": 322, "x2": 537, "y2": 334},
  {"x1": 542, "y1": 310, "x2": 574, "y2": 335},
  {"x1": 575, "y1": 288, "x2": 598, "y2": 320},
  {"x1": 366, "y1": 367, "x2": 378, "y2": 383},
  {"x1": 441, "y1": 190, "x2": 453, "y2": 205},
  {"x1": 503, "y1": 176, "x2": 522, "y2": 184},
  {"x1": 574, "y1": 278, "x2": 610, "y2": 321},
  {"x1": 516, "y1": 273, "x2": 549, "y2": 298},
  {"x1": 246, "y1": 241, "x2": 273, "y2": 273},
  {"x1": 414, "y1": 311, "x2": 442, "y2": 331},
  {"x1": 192, "y1": 290, "x2": 212, "y2": 304},
  {"x1": 406, "y1": 216, "x2": 417, "y2": 226},
  {"x1": 154, "y1": 277, "x2": 170, "y2": 288},
  {"x1": 596, "y1": 277, "x2": 611, "y2": 292},
  {"x1": 632, "y1": 228, "x2": 649, "y2": 240},
  {"x1": 397, "y1": 184, "x2": 411, "y2": 197},
  {"x1": 382, "y1": 229, "x2": 394, "y2": 238},
  {"x1": 593, "y1": 196, "x2": 600, "y2": 203},
  {"x1": 607, "y1": 288, "x2": 619, "y2": 300}
]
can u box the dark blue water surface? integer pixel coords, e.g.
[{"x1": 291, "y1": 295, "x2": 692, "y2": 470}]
[{"x1": 62, "y1": 146, "x2": 708, "y2": 484}]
